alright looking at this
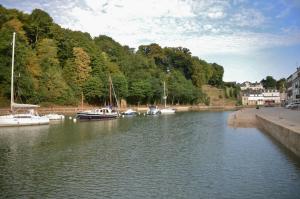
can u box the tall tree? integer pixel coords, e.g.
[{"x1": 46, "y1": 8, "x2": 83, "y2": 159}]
[
  {"x1": 276, "y1": 78, "x2": 286, "y2": 92},
  {"x1": 36, "y1": 38, "x2": 73, "y2": 104},
  {"x1": 191, "y1": 57, "x2": 212, "y2": 88},
  {"x1": 261, "y1": 76, "x2": 277, "y2": 89},
  {"x1": 63, "y1": 47, "x2": 91, "y2": 96},
  {"x1": 36, "y1": 38, "x2": 59, "y2": 69},
  {"x1": 73, "y1": 47, "x2": 91, "y2": 87},
  {"x1": 83, "y1": 76, "x2": 103, "y2": 104},
  {"x1": 111, "y1": 73, "x2": 128, "y2": 100},
  {"x1": 24, "y1": 9, "x2": 53, "y2": 44},
  {"x1": 208, "y1": 63, "x2": 224, "y2": 87}
]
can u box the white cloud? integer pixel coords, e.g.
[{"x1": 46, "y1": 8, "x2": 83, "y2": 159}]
[
  {"x1": 206, "y1": 7, "x2": 226, "y2": 19},
  {"x1": 83, "y1": 0, "x2": 195, "y2": 18},
  {"x1": 230, "y1": 8, "x2": 266, "y2": 27},
  {"x1": 4, "y1": 0, "x2": 300, "y2": 56},
  {"x1": 156, "y1": 31, "x2": 300, "y2": 57},
  {"x1": 3, "y1": 0, "x2": 300, "y2": 83},
  {"x1": 51, "y1": 0, "x2": 300, "y2": 58}
]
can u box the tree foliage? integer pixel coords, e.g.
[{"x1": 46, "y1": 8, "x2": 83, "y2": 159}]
[
  {"x1": 0, "y1": 6, "x2": 225, "y2": 106},
  {"x1": 276, "y1": 78, "x2": 286, "y2": 92},
  {"x1": 261, "y1": 76, "x2": 277, "y2": 89}
]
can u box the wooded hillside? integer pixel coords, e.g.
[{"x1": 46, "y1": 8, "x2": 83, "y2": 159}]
[{"x1": 0, "y1": 5, "x2": 225, "y2": 106}]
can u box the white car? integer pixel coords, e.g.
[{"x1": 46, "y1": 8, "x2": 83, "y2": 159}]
[{"x1": 286, "y1": 102, "x2": 300, "y2": 109}]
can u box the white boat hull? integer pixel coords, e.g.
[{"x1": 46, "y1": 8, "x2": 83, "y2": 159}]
[
  {"x1": 160, "y1": 108, "x2": 176, "y2": 114},
  {"x1": 0, "y1": 114, "x2": 49, "y2": 127},
  {"x1": 121, "y1": 109, "x2": 138, "y2": 116},
  {"x1": 43, "y1": 114, "x2": 65, "y2": 120},
  {"x1": 146, "y1": 107, "x2": 161, "y2": 115}
]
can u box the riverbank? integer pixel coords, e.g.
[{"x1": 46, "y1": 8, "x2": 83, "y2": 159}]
[
  {"x1": 0, "y1": 105, "x2": 240, "y2": 115},
  {"x1": 228, "y1": 107, "x2": 300, "y2": 157}
]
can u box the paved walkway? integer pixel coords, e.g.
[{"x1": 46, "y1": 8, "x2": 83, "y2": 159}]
[
  {"x1": 227, "y1": 108, "x2": 258, "y2": 127},
  {"x1": 228, "y1": 107, "x2": 300, "y2": 133},
  {"x1": 257, "y1": 107, "x2": 300, "y2": 133}
]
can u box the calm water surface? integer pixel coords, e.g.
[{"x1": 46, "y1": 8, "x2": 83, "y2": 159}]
[{"x1": 0, "y1": 112, "x2": 300, "y2": 198}]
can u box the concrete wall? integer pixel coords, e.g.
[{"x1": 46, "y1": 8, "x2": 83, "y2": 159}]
[{"x1": 256, "y1": 115, "x2": 300, "y2": 157}]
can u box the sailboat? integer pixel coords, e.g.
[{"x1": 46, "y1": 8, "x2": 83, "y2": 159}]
[
  {"x1": 0, "y1": 32, "x2": 49, "y2": 127},
  {"x1": 160, "y1": 81, "x2": 176, "y2": 114},
  {"x1": 146, "y1": 105, "x2": 161, "y2": 115},
  {"x1": 76, "y1": 75, "x2": 119, "y2": 120}
]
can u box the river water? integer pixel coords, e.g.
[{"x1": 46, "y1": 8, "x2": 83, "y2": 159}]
[{"x1": 0, "y1": 112, "x2": 300, "y2": 198}]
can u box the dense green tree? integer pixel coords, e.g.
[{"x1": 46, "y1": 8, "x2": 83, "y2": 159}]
[
  {"x1": 94, "y1": 35, "x2": 127, "y2": 62},
  {"x1": 111, "y1": 73, "x2": 128, "y2": 100},
  {"x1": 83, "y1": 77, "x2": 103, "y2": 104},
  {"x1": 0, "y1": 18, "x2": 38, "y2": 103},
  {"x1": 36, "y1": 38, "x2": 73, "y2": 104},
  {"x1": 128, "y1": 79, "x2": 152, "y2": 105},
  {"x1": 137, "y1": 43, "x2": 166, "y2": 68},
  {"x1": 208, "y1": 63, "x2": 224, "y2": 87},
  {"x1": 276, "y1": 78, "x2": 286, "y2": 92},
  {"x1": 24, "y1": 9, "x2": 53, "y2": 44},
  {"x1": 63, "y1": 59, "x2": 78, "y2": 91},
  {"x1": 39, "y1": 66, "x2": 74, "y2": 104},
  {"x1": 167, "y1": 70, "x2": 199, "y2": 104},
  {"x1": 164, "y1": 47, "x2": 193, "y2": 79},
  {"x1": 0, "y1": 5, "x2": 229, "y2": 106},
  {"x1": 73, "y1": 47, "x2": 91, "y2": 87},
  {"x1": 261, "y1": 76, "x2": 277, "y2": 89},
  {"x1": 191, "y1": 57, "x2": 213, "y2": 88},
  {"x1": 64, "y1": 47, "x2": 91, "y2": 93},
  {"x1": 36, "y1": 38, "x2": 59, "y2": 68}
]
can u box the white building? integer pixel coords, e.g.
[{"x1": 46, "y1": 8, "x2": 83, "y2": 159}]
[
  {"x1": 240, "y1": 81, "x2": 264, "y2": 91},
  {"x1": 287, "y1": 67, "x2": 300, "y2": 104},
  {"x1": 242, "y1": 93, "x2": 264, "y2": 105},
  {"x1": 242, "y1": 90, "x2": 281, "y2": 106},
  {"x1": 263, "y1": 90, "x2": 281, "y2": 104}
]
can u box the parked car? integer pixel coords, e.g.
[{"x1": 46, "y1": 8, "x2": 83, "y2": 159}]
[{"x1": 286, "y1": 102, "x2": 300, "y2": 109}]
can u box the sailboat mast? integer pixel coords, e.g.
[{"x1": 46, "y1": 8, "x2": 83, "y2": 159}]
[
  {"x1": 81, "y1": 92, "x2": 83, "y2": 110},
  {"x1": 110, "y1": 78, "x2": 120, "y2": 111},
  {"x1": 109, "y1": 76, "x2": 112, "y2": 106},
  {"x1": 10, "y1": 32, "x2": 16, "y2": 112},
  {"x1": 163, "y1": 81, "x2": 167, "y2": 108}
]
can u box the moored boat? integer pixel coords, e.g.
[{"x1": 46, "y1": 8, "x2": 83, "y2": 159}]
[
  {"x1": 160, "y1": 107, "x2": 176, "y2": 114},
  {"x1": 146, "y1": 106, "x2": 161, "y2": 115},
  {"x1": 0, "y1": 32, "x2": 49, "y2": 127},
  {"x1": 43, "y1": 113, "x2": 65, "y2": 120},
  {"x1": 76, "y1": 75, "x2": 120, "y2": 121},
  {"x1": 160, "y1": 81, "x2": 176, "y2": 115},
  {"x1": 121, "y1": 109, "x2": 138, "y2": 116},
  {"x1": 76, "y1": 107, "x2": 118, "y2": 120},
  {"x1": 0, "y1": 109, "x2": 49, "y2": 127}
]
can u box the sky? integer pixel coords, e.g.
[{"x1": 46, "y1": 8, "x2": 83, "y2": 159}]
[{"x1": 1, "y1": 0, "x2": 300, "y2": 82}]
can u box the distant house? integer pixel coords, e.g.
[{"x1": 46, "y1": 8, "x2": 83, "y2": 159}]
[
  {"x1": 242, "y1": 89, "x2": 281, "y2": 106},
  {"x1": 240, "y1": 81, "x2": 264, "y2": 91},
  {"x1": 287, "y1": 67, "x2": 300, "y2": 104},
  {"x1": 242, "y1": 92, "x2": 264, "y2": 106},
  {"x1": 263, "y1": 89, "x2": 281, "y2": 104}
]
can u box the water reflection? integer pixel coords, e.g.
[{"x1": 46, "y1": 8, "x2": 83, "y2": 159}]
[
  {"x1": 0, "y1": 125, "x2": 49, "y2": 147},
  {"x1": 0, "y1": 112, "x2": 300, "y2": 198}
]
